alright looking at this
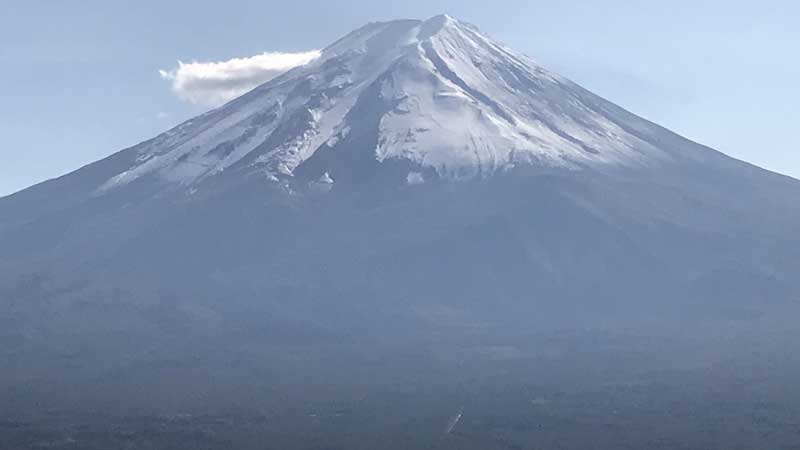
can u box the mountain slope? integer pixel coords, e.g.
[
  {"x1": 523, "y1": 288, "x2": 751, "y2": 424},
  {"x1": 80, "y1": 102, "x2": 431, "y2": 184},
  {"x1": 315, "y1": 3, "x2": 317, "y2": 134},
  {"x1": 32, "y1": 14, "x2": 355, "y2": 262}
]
[{"x1": 1, "y1": 14, "x2": 799, "y2": 350}]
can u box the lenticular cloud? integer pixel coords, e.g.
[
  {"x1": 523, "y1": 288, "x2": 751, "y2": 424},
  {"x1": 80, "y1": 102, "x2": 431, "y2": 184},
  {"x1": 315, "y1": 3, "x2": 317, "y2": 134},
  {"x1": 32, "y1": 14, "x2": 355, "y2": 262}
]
[{"x1": 159, "y1": 50, "x2": 321, "y2": 106}]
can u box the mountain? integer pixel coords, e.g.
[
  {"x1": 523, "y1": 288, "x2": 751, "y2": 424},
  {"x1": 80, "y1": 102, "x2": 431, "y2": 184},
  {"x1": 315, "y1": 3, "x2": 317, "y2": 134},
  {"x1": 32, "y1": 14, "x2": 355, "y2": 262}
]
[{"x1": 2, "y1": 15, "x2": 800, "y2": 412}]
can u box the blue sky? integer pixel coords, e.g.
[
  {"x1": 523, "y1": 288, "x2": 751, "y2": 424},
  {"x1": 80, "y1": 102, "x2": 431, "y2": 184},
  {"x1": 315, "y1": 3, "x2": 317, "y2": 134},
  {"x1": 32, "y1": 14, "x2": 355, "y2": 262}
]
[{"x1": 1, "y1": 1, "x2": 798, "y2": 196}]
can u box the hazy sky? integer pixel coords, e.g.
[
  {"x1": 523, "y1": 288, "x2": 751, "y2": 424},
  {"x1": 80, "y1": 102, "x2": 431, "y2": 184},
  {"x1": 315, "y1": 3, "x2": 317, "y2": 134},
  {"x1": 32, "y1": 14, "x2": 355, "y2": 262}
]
[{"x1": 1, "y1": 1, "x2": 798, "y2": 196}]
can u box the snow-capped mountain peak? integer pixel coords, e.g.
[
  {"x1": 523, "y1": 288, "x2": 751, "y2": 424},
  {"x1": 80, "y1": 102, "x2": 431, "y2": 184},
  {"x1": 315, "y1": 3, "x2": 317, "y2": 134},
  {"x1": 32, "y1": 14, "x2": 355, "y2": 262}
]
[
  {"x1": 4, "y1": 15, "x2": 800, "y2": 419},
  {"x1": 100, "y1": 15, "x2": 684, "y2": 193}
]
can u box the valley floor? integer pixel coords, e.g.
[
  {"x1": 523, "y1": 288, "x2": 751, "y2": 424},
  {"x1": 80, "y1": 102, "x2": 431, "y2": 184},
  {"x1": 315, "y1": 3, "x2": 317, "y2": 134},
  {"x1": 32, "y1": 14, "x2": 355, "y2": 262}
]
[{"x1": 3, "y1": 326, "x2": 800, "y2": 449}]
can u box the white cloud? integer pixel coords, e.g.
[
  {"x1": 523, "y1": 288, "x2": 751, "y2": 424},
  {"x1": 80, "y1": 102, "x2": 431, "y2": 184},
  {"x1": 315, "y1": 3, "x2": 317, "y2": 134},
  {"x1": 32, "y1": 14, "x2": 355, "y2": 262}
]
[{"x1": 159, "y1": 50, "x2": 321, "y2": 107}]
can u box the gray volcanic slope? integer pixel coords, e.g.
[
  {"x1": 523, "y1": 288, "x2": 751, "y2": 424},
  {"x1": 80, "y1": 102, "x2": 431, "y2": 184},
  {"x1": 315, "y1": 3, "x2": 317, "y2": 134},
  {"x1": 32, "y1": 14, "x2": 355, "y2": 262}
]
[{"x1": 1, "y1": 15, "x2": 799, "y2": 402}]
